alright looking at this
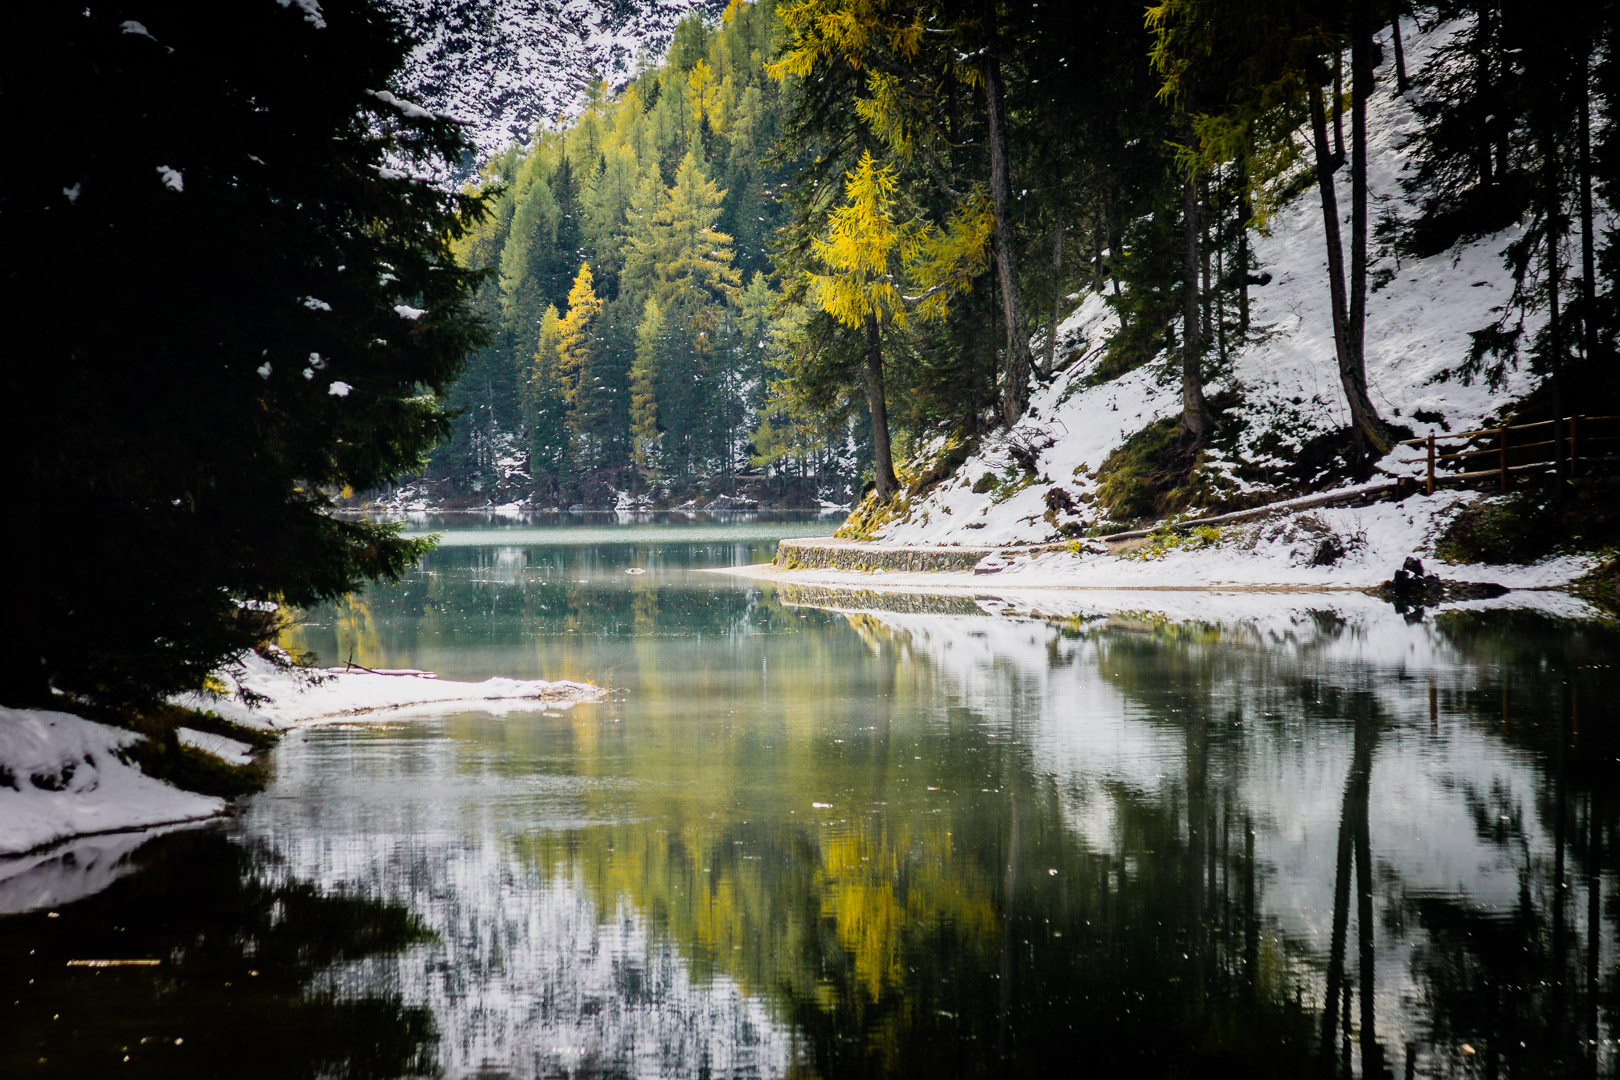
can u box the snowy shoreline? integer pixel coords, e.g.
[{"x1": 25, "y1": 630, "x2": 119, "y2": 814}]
[
  {"x1": 0, "y1": 654, "x2": 606, "y2": 867},
  {"x1": 721, "y1": 486, "x2": 1599, "y2": 595}
]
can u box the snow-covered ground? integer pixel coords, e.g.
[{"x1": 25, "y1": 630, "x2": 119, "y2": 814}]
[
  {"x1": 729, "y1": 485, "x2": 1598, "y2": 591},
  {"x1": 0, "y1": 708, "x2": 224, "y2": 865},
  {"x1": 871, "y1": 18, "x2": 1602, "y2": 557},
  {"x1": 174, "y1": 648, "x2": 603, "y2": 730},
  {"x1": 0, "y1": 653, "x2": 605, "y2": 861}
]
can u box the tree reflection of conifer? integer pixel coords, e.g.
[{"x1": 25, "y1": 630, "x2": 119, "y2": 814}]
[{"x1": 0, "y1": 831, "x2": 437, "y2": 1079}]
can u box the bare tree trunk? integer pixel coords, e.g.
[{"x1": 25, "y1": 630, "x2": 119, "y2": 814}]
[
  {"x1": 1181, "y1": 164, "x2": 1212, "y2": 442},
  {"x1": 1312, "y1": 57, "x2": 1389, "y2": 465},
  {"x1": 1333, "y1": 51, "x2": 1345, "y2": 165},
  {"x1": 1044, "y1": 207, "x2": 1064, "y2": 378},
  {"x1": 1216, "y1": 177, "x2": 1227, "y2": 365},
  {"x1": 1548, "y1": 201, "x2": 1567, "y2": 486},
  {"x1": 1238, "y1": 157, "x2": 1252, "y2": 336},
  {"x1": 1310, "y1": 83, "x2": 1352, "y2": 415},
  {"x1": 1578, "y1": 33, "x2": 1597, "y2": 363},
  {"x1": 1390, "y1": 9, "x2": 1410, "y2": 96},
  {"x1": 1350, "y1": 3, "x2": 1394, "y2": 459},
  {"x1": 980, "y1": 0, "x2": 1033, "y2": 428},
  {"x1": 1201, "y1": 174, "x2": 1213, "y2": 346},
  {"x1": 1105, "y1": 186, "x2": 1123, "y2": 297},
  {"x1": 865, "y1": 313, "x2": 899, "y2": 498}
]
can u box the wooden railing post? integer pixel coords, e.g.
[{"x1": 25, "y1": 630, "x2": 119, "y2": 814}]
[
  {"x1": 1499, "y1": 426, "x2": 1508, "y2": 491},
  {"x1": 1570, "y1": 415, "x2": 1580, "y2": 477},
  {"x1": 1426, "y1": 434, "x2": 1436, "y2": 495}
]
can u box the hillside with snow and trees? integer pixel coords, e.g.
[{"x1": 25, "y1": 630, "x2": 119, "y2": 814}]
[
  {"x1": 380, "y1": 0, "x2": 1618, "y2": 583},
  {"x1": 4, "y1": 0, "x2": 1618, "y2": 866}
]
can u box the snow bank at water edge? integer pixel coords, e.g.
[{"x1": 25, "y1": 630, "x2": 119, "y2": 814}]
[
  {"x1": 174, "y1": 648, "x2": 606, "y2": 730},
  {"x1": 0, "y1": 708, "x2": 222, "y2": 859},
  {"x1": 732, "y1": 488, "x2": 1597, "y2": 592},
  {"x1": 0, "y1": 656, "x2": 606, "y2": 860}
]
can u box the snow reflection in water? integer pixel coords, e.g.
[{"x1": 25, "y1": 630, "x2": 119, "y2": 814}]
[{"x1": 2, "y1": 525, "x2": 1616, "y2": 1079}]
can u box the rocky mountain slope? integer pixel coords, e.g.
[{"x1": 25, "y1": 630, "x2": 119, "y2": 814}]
[{"x1": 388, "y1": 0, "x2": 729, "y2": 174}]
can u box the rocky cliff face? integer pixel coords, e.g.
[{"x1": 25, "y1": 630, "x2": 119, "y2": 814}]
[{"x1": 389, "y1": 0, "x2": 729, "y2": 175}]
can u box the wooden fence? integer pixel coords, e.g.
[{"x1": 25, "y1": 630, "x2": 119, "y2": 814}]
[{"x1": 1397, "y1": 415, "x2": 1620, "y2": 494}]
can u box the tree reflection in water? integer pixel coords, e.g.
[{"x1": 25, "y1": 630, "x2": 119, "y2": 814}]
[
  {"x1": 106, "y1": 544, "x2": 1620, "y2": 1078},
  {"x1": 0, "y1": 830, "x2": 437, "y2": 1079}
]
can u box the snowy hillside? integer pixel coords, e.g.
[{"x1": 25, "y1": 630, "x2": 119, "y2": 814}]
[
  {"x1": 877, "y1": 18, "x2": 1562, "y2": 550},
  {"x1": 389, "y1": 0, "x2": 729, "y2": 172}
]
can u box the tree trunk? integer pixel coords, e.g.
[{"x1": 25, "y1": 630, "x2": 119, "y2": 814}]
[
  {"x1": 980, "y1": 0, "x2": 1033, "y2": 429},
  {"x1": 1547, "y1": 191, "x2": 1567, "y2": 486},
  {"x1": 865, "y1": 313, "x2": 899, "y2": 498},
  {"x1": 1105, "y1": 186, "x2": 1124, "y2": 297},
  {"x1": 1333, "y1": 51, "x2": 1345, "y2": 166},
  {"x1": 1390, "y1": 9, "x2": 1409, "y2": 96},
  {"x1": 1044, "y1": 207, "x2": 1064, "y2": 378},
  {"x1": 1310, "y1": 82, "x2": 1352, "y2": 413},
  {"x1": 1578, "y1": 31, "x2": 1597, "y2": 363},
  {"x1": 1238, "y1": 163, "x2": 1252, "y2": 336},
  {"x1": 1181, "y1": 166, "x2": 1212, "y2": 442},
  {"x1": 1312, "y1": 65, "x2": 1389, "y2": 465},
  {"x1": 1349, "y1": 2, "x2": 1393, "y2": 459},
  {"x1": 1201, "y1": 174, "x2": 1213, "y2": 346}
]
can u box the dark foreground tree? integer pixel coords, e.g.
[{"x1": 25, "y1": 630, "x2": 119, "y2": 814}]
[{"x1": 3, "y1": 0, "x2": 486, "y2": 707}]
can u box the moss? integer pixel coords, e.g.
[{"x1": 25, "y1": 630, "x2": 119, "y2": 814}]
[
  {"x1": 1092, "y1": 417, "x2": 1203, "y2": 526},
  {"x1": 835, "y1": 488, "x2": 905, "y2": 540},
  {"x1": 1436, "y1": 492, "x2": 1551, "y2": 564},
  {"x1": 1437, "y1": 480, "x2": 1620, "y2": 568},
  {"x1": 125, "y1": 736, "x2": 270, "y2": 800}
]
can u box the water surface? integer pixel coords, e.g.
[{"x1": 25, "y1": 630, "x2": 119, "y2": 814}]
[{"x1": 3, "y1": 517, "x2": 1616, "y2": 1078}]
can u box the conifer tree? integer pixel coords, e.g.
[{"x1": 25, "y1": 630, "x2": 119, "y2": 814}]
[
  {"x1": 529, "y1": 305, "x2": 570, "y2": 480},
  {"x1": 7, "y1": 0, "x2": 487, "y2": 706},
  {"x1": 631, "y1": 298, "x2": 667, "y2": 472},
  {"x1": 804, "y1": 151, "x2": 913, "y2": 497},
  {"x1": 557, "y1": 263, "x2": 605, "y2": 466},
  {"x1": 625, "y1": 151, "x2": 742, "y2": 308}
]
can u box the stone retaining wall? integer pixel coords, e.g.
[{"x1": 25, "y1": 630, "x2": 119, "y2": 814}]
[
  {"x1": 776, "y1": 585, "x2": 987, "y2": 615},
  {"x1": 773, "y1": 537, "x2": 1067, "y2": 573}
]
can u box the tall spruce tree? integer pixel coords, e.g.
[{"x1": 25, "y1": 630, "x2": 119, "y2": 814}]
[{"x1": 5, "y1": 0, "x2": 486, "y2": 706}]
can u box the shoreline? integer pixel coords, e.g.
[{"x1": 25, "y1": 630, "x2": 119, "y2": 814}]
[{"x1": 0, "y1": 656, "x2": 607, "y2": 873}]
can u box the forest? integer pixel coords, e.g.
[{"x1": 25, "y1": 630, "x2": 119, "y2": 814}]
[{"x1": 415, "y1": 0, "x2": 1618, "y2": 516}]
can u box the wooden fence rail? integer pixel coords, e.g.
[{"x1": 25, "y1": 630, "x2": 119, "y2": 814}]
[{"x1": 1397, "y1": 415, "x2": 1620, "y2": 494}]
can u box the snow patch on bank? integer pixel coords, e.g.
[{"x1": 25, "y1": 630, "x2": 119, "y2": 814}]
[
  {"x1": 0, "y1": 708, "x2": 222, "y2": 860},
  {"x1": 738, "y1": 486, "x2": 1596, "y2": 592},
  {"x1": 0, "y1": 655, "x2": 605, "y2": 861},
  {"x1": 177, "y1": 649, "x2": 605, "y2": 730}
]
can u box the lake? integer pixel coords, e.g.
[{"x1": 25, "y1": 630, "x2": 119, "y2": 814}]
[{"x1": 3, "y1": 512, "x2": 1616, "y2": 1078}]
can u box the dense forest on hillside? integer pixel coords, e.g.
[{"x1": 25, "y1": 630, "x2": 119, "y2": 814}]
[{"x1": 410, "y1": 0, "x2": 1619, "y2": 515}]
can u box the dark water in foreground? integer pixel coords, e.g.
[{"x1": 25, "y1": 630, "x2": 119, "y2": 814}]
[{"x1": 3, "y1": 516, "x2": 1618, "y2": 1078}]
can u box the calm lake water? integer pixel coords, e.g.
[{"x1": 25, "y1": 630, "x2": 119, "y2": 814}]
[{"x1": 4, "y1": 512, "x2": 1618, "y2": 1079}]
